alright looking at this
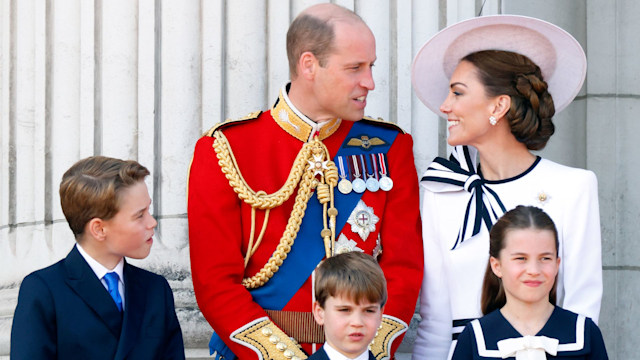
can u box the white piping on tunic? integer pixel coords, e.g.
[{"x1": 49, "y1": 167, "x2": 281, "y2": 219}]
[
  {"x1": 472, "y1": 320, "x2": 501, "y2": 358},
  {"x1": 229, "y1": 316, "x2": 269, "y2": 360},
  {"x1": 557, "y1": 315, "x2": 585, "y2": 352}
]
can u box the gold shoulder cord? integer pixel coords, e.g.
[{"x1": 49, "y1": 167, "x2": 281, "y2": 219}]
[{"x1": 213, "y1": 130, "x2": 339, "y2": 289}]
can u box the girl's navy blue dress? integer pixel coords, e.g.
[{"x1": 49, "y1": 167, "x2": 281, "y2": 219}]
[{"x1": 452, "y1": 306, "x2": 608, "y2": 359}]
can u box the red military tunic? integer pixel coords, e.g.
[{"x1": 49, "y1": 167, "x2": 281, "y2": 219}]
[{"x1": 188, "y1": 87, "x2": 423, "y2": 360}]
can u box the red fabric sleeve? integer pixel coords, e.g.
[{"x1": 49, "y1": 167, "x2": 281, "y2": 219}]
[
  {"x1": 188, "y1": 135, "x2": 268, "y2": 360},
  {"x1": 376, "y1": 132, "x2": 424, "y2": 356}
]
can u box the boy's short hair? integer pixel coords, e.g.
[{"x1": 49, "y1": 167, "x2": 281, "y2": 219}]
[
  {"x1": 59, "y1": 156, "x2": 150, "y2": 239},
  {"x1": 314, "y1": 252, "x2": 387, "y2": 308}
]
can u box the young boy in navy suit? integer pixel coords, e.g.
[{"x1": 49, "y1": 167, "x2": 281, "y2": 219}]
[
  {"x1": 310, "y1": 252, "x2": 387, "y2": 360},
  {"x1": 10, "y1": 156, "x2": 185, "y2": 360}
]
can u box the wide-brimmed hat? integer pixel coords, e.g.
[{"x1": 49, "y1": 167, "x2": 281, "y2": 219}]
[{"x1": 411, "y1": 15, "x2": 586, "y2": 116}]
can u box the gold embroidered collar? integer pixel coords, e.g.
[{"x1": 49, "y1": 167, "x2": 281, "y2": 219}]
[{"x1": 271, "y1": 84, "x2": 342, "y2": 142}]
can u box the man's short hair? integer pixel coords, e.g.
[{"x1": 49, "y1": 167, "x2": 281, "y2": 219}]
[
  {"x1": 286, "y1": 6, "x2": 364, "y2": 78},
  {"x1": 59, "y1": 156, "x2": 150, "y2": 239},
  {"x1": 286, "y1": 14, "x2": 334, "y2": 78},
  {"x1": 314, "y1": 252, "x2": 387, "y2": 308}
]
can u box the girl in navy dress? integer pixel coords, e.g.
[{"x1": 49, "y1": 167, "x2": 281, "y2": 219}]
[{"x1": 452, "y1": 206, "x2": 607, "y2": 359}]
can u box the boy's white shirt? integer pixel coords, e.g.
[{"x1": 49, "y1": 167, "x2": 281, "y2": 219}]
[
  {"x1": 76, "y1": 243, "x2": 126, "y2": 310},
  {"x1": 323, "y1": 343, "x2": 369, "y2": 360}
]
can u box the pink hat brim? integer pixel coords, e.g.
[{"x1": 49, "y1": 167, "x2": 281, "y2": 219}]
[{"x1": 411, "y1": 15, "x2": 586, "y2": 117}]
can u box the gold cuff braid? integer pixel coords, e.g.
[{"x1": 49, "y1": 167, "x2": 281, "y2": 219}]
[
  {"x1": 370, "y1": 315, "x2": 408, "y2": 360},
  {"x1": 231, "y1": 318, "x2": 308, "y2": 360}
]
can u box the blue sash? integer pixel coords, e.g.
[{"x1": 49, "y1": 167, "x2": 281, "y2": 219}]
[
  {"x1": 250, "y1": 121, "x2": 397, "y2": 310},
  {"x1": 209, "y1": 120, "x2": 398, "y2": 357}
]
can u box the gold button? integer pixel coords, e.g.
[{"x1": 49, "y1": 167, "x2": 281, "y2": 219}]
[
  {"x1": 538, "y1": 193, "x2": 547, "y2": 202},
  {"x1": 283, "y1": 349, "x2": 295, "y2": 358},
  {"x1": 276, "y1": 342, "x2": 287, "y2": 351},
  {"x1": 261, "y1": 327, "x2": 273, "y2": 336},
  {"x1": 269, "y1": 335, "x2": 279, "y2": 344}
]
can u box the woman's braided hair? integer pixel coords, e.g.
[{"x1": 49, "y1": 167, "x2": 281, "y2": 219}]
[{"x1": 462, "y1": 50, "x2": 556, "y2": 150}]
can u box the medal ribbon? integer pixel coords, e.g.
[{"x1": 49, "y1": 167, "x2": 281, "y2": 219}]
[
  {"x1": 351, "y1": 155, "x2": 362, "y2": 180},
  {"x1": 378, "y1": 153, "x2": 389, "y2": 177},
  {"x1": 359, "y1": 155, "x2": 370, "y2": 179},
  {"x1": 337, "y1": 156, "x2": 348, "y2": 179},
  {"x1": 370, "y1": 154, "x2": 380, "y2": 180}
]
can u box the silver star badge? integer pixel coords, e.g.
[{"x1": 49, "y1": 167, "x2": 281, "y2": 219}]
[
  {"x1": 334, "y1": 234, "x2": 364, "y2": 254},
  {"x1": 347, "y1": 200, "x2": 379, "y2": 241}
]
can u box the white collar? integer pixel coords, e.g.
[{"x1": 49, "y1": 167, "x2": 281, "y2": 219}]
[
  {"x1": 323, "y1": 343, "x2": 369, "y2": 360},
  {"x1": 76, "y1": 244, "x2": 125, "y2": 283},
  {"x1": 471, "y1": 313, "x2": 586, "y2": 358}
]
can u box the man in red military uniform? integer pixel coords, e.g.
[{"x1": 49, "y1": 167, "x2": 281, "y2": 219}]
[{"x1": 188, "y1": 4, "x2": 423, "y2": 359}]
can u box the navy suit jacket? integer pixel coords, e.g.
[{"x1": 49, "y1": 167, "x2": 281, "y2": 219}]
[
  {"x1": 308, "y1": 346, "x2": 376, "y2": 360},
  {"x1": 10, "y1": 245, "x2": 185, "y2": 360}
]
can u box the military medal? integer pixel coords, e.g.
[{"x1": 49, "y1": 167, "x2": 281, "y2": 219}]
[
  {"x1": 379, "y1": 176, "x2": 393, "y2": 191},
  {"x1": 350, "y1": 155, "x2": 366, "y2": 193},
  {"x1": 338, "y1": 178, "x2": 353, "y2": 194},
  {"x1": 377, "y1": 153, "x2": 393, "y2": 191},
  {"x1": 365, "y1": 154, "x2": 379, "y2": 192},
  {"x1": 307, "y1": 154, "x2": 329, "y2": 176},
  {"x1": 366, "y1": 177, "x2": 379, "y2": 192},
  {"x1": 336, "y1": 156, "x2": 352, "y2": 194}
]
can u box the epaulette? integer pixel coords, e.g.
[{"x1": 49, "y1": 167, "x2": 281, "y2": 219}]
[
  {"x1": 361, "y1": 116, "x2": 407, "y2": 134},
  {"x1": 203, "y1": 110, "x2": 263, "y2": 137}
]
